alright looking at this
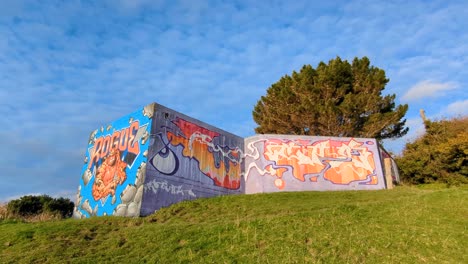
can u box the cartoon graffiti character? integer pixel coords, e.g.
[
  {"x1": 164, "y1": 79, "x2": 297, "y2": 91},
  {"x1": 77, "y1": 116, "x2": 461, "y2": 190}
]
[{"x1": 92, "y1": 149, "x2": 127, "y2": 200}]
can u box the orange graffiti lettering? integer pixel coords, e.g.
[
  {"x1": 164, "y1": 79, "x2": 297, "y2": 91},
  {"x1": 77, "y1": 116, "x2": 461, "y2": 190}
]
[
  {"x1": 88, "y1": 121, "x2": 141, "y2": 169},
  {"x1": 167, "y1": 118, "x2": 242, "y2": 190},
  {"x1": 127, "y1": 121, "x2": 140, "y2": 154},
  {"x1": 263, "y1": 139, "x2": 376, "y2": 188}
]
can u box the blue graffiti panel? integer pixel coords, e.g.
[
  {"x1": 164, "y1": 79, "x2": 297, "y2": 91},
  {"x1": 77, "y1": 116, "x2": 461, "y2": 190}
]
[{"x1": 74, "y1": 104, "x2": 154, "y2": 218}]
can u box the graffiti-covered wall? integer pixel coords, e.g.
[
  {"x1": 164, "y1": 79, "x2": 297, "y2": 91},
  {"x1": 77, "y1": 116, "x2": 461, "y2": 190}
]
[
  {"x1": 139, "y1": 104, "x2": 244, "y2": 216},
  {"x1": 74, "y1": 104, "x2": 153, "y2": 218},
  {"x1": 75, "y1": 102, "x2": 397, "y2": 218},
  {"x1": 244, "y1": 135, "x2": 386, "y2": 194}
]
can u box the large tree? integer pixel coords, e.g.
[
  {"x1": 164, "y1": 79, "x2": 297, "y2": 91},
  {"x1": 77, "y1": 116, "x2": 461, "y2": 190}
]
[{"x1": 253, "y1": 57, "x2": 408, "y2": 139}]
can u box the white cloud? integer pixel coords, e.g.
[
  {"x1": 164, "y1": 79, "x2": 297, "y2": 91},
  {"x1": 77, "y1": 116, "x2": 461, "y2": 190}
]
[
  {"x1": 402, "y1": 80, "x2": 458, "y2": 101},
  {"x1": 446, "y1": 99, "x2": 468, "y2": 116}
]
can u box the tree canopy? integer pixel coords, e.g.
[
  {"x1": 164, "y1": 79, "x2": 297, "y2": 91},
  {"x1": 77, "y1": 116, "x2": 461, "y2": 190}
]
[
  {"x1": 252, "y1": 57, "x2": 408, "y2": 140},
  {"x1": 396, "y1": 116, "x2": 468, "y2": 185}
]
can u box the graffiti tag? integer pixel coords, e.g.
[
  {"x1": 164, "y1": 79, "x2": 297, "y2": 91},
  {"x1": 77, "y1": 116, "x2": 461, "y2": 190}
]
[{"x1": 145, "y1": 179, "x2": 196, "y2": 198}]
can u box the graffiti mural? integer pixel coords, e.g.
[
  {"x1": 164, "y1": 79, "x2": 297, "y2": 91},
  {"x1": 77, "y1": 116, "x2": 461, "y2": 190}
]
[
  {"x1": 75, "y1": 102, "x2": 396, "y2": 218},
  {"x1": 162, "y1": 117, "x2": 242, "y2": 189},
  {"x1": 139, "y1": 106, "x2": 244, "y2": 216},
  {"x1": 244, "y1": 135, "x2": 386, "y2": 193},
  {"x1": 73, "y1": 104, "x2": 154, "y2": 218}
]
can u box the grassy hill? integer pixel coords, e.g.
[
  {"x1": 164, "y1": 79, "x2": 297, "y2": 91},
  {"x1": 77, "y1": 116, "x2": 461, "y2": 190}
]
[{"x1": 1, "y1": 186, "x2": 467, "y2": 263}]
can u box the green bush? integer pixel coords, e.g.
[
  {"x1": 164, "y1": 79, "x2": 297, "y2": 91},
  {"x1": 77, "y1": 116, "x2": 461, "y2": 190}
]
[
  {"x1": 396, "y1": 116, "x2": 468, "y2": 185},
  {"x1": 6, "y1": 195, "x2": 74, "y2": 219},
  {"x1": 45, "y1": 197, "x2": 75, "y2": 218}
]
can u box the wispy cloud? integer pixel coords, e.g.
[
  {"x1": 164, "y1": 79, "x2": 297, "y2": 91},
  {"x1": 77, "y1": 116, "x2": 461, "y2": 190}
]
[
  {"x1": 446, "y1": 99, "x2": 468, "y2": 116},
  {"x1": 402, "y1": 80, "x2": 458, "y2": 101}
]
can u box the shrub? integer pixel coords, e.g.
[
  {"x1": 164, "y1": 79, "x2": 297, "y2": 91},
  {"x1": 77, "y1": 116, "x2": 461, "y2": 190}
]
[
  {"x1": 396, "y1": 116, "x2": 468, "y2": 185},
  {"x1": 6, "y1": 195, "x2": 74, "y2": 220},
  {"x1": 45, "y1": 197, "x2": 74, "y2": 218},
  {"x1": 7, "y1": 195, "x2": 48, "y2": 216}
]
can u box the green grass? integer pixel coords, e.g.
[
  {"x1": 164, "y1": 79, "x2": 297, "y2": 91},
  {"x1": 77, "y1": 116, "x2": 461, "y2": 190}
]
[{"x1": 1, "y1": 186, "x2": 467, "y2": 263}]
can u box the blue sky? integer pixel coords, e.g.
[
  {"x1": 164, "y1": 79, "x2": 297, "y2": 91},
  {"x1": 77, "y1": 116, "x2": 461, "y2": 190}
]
[{"x1": 0, "y1": 0, "x2": 467, "y2": 202}]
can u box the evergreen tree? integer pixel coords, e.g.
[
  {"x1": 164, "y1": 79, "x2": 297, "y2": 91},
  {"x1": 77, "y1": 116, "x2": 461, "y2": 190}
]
[{"x1": 253, "y1": 57, "x2": 408, "y2": 139}]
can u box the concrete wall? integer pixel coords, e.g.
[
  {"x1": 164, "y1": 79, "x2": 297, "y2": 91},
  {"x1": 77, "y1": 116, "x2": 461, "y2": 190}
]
[
  {"x1": 75, "y1": 102, "x2": 398, "y2": 218},
  {"x1": 139, "y1": 103, "x2": 244, "y2": 216},
  {"x1": 380, "y1": 148, "x2": 401, "y2": 185},
  {"x1": 74, "y1": 104, "x2": 153, "y2": 218},
  {"x1": 244, "y1": 135, "x2": 386, "y2": 194}
]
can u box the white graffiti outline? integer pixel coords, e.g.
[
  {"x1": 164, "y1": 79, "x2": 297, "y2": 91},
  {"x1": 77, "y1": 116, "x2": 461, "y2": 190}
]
[
  {"x1": 144, "y1": 179, "x2": 196, "y2": 198},
  {"x1": 188, "y1": 132, "x2": 243, "y2": 165}
]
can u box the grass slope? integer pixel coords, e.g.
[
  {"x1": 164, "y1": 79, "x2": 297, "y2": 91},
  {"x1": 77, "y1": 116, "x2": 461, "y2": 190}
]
[{"x1": 1, "y1": 186, "x2": 467, "y2": 263}]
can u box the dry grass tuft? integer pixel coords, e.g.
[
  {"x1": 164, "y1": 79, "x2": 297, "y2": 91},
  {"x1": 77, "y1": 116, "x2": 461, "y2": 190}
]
[
  {"x1": 0, "y1": 203, "x2": 8, "y2": 220},
  {"x1": 0, "y1": 203, "x2": 62, "y2": 222},
  {"x1": 22, "y1": 212, "x2": 63, "y2": 222}
]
